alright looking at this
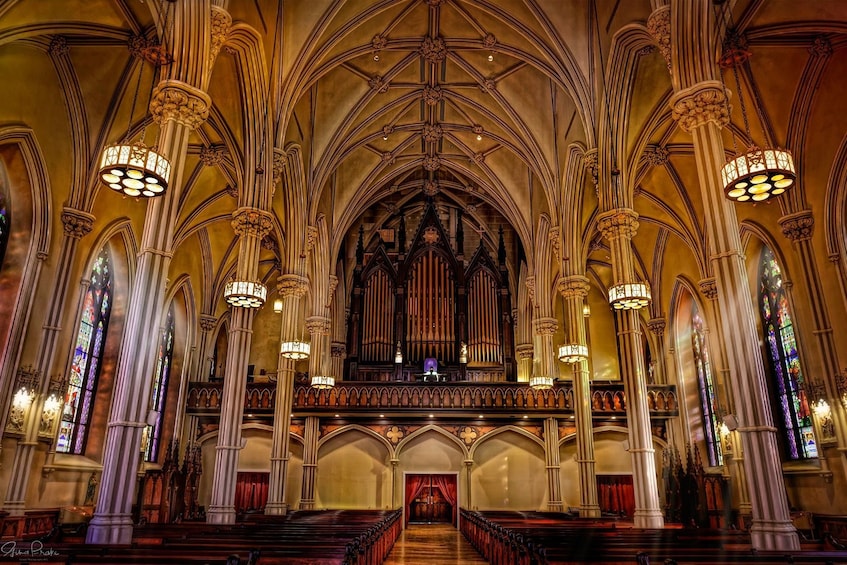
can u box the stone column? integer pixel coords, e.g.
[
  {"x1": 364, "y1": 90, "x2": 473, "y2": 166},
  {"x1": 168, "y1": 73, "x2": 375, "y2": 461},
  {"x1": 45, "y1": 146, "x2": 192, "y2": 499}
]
[
  {"x1": 390, "y1": 458, "x2": 400, "y2": 509},
  {"x1": 533, "y1": 317, "x2": 559, "y2": 381},
  {"x1": 3, "y1": 209, "x2": 93, "y2": 514},
  {"x1": 207, "y1": 208, "x2": 273, "y2": 524},
  {"x1": 515, "y1": 344, "x2": 533, "y2": 383},
  {"x1": 299, "y1": 416, "x2": 320, "y2": 509},
  {"x1": 779, "y1": 211, "x2": 847, "y2": 478},
  {"x1": 463, "y1": 459, "x2": 474, "y2": 509},
  {"x1": 87, "y1": 80, "x2": 210, "y2": 545},
  {"x1": 559, "y1": 275, "x2": 601, "y2": 517},
  {"x1": 646, "y1": 318, "x2": 666, "y2": 385},
  {"x1": 266, "y1": 274, "x2": 308, "y2": 514},
  {"x1": 670, "y1": 79, "x2": 798, "y2": 549},
  {"x1": 330, "y1": 342, "x2": 346, "y2": 384},
  {"x1": 598, "y1": 209, "x2": 663, "y2": 528},
  {"x1": 306, "y1": 316, "x2": 331, "y2": 379},
  {"x1": 543, "y1": 417, "x2": 564, "y2": 511}
]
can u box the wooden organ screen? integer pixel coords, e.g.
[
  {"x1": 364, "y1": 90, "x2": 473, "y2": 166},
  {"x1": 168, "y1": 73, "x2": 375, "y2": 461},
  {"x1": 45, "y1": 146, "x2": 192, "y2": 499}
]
[
  {"x1": 361, "y1": 268, "x2": 394, "y2": 362},
  {"x1": 467, "y1": 268, "x2": 502, "y2": 365},
  {"x1": 406, "y1": 249, "x2": 455, "y2": 364}
]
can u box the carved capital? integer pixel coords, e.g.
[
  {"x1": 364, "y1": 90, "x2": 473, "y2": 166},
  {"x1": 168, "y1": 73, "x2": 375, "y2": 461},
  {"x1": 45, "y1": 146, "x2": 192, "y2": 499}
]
[
  {"x1": 231, "y1": 207, "x2": 274, "y2": 238},
  {"x1": 305, "y1": 225, "x2": 319, "y2": 254},
  {"x1": 643, "y1": 144, "x2": 669, "y2": 167},
  {"x1": 558, "y1": 275, "x2": 590, "y2": 299},
  {"x1": 209, "y1": 6, "x2": 232, "y2": 69},
  {"x1": 549, "y1": 226, "x2": 561, "y2": 262},
  {"x1": 583, "y1": 149, "x2": 599, "y2": 184},
  {"x1": 272, "y1": 148, "x2": 286, "y2": 187},
  {"x1": 61, "y1": 207, "x2": 95, "y2": 239},
  {"x1": 305, "y1": 316, "x2": 331, "y2": 336},
  {"x1": 534, "y1": 317, "x2": 558, "y2": 336},
  {"x1": 647, "y1": 317, "x2": 666, "y2": 337},
  {"x1": 199, "y1": 315, "x2": 217, "y2": 332},
  {"x1": 278, "y1": 274, "x2": 309, "y2": 298},
  {"x1": 779, "y1": 210, "x2": 814, "y2": 242},
  {"x1": 698, "y1": 277, "x2": 718, "y2": 300},
  {"x1": 199, "y1": 144, "x2": 226, "y2": 167},
  {"x1": 516, "y1": 344, "x2": 534, "y2": 361},
  {"x1": 150, "y1": 79, "x2": 211, "y2": 129},
  {"x1": 525, "y1": 276, "x2": 536, "y2": 305},
  {"x1": 327, "y1": 275, "x2": 339, "y2": 308},
  {"x1": 670, "y1": 82, "x2": 730, "y2": 132},
  {"x1": 331, "y1": 341, "x2": 347, "y2": 358},
  {"x1": 596, "y1": 208, "x2": 639, "y2": 241},
  {"x1": 646, "y1": 6, "x2": 671, "y2": 69}
]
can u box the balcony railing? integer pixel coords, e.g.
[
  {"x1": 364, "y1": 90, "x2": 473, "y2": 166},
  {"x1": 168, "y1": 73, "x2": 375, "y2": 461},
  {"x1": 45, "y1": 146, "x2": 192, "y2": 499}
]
[{"x1": 185, "y1": 381, "x2": 678, "y2": 418}]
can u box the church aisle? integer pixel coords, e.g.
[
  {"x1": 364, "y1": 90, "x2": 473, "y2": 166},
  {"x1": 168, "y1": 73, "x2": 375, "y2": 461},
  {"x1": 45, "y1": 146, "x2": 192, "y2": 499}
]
[{"x1": 382, "y1": 523, "x2": 488, "y2": 564}]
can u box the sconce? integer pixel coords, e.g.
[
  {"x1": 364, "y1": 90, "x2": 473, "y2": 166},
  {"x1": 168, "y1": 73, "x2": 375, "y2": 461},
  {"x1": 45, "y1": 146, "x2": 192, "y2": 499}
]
[
  {"x1": 836, "y1": 374, "x2": 847, "y2": 410},
  {"x1": 394, "y1": 341, "x2": 403, "y2": 364},
  {"x1": 39, "y1": 374, "x2": 66, "y2": 438},
  {"x1": 6, "y1": 366, "x2": 39, "y2": 434}
]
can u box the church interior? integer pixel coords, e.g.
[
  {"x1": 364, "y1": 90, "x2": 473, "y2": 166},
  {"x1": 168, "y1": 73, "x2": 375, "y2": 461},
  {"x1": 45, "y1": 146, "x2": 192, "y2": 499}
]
[{"x1": 1, "y1": 0, "x2": 847, "y2": 562}]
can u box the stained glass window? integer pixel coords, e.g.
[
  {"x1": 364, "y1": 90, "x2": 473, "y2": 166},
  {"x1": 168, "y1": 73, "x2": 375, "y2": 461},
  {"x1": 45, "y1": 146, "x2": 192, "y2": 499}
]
[
  {"x1": 691, "y1": 303, "x2": 723, "y2": 466},
  {"x1": 57, "y1": 247, "x2": 112, "y2": 454},
  {"x1": 144, "y1": 305, "x2": 175, "y2": 462},
  {"x1": 758, "y1": 246, "x2": 817, "y2": 460}
]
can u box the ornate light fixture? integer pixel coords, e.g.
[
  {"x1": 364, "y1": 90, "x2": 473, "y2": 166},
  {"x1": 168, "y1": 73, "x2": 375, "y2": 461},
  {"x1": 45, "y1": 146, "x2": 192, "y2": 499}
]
[
  {"x1": 310, "y1": 375, "x2": 335, "y2": 389},
  {"x1": 716, "y1": 21, "x2": 795, "y2": 203},
  {"x1": 98, "y1": 11, "x2": 176, "y2": 199},
  {"x1": 223, "y1": 280, "x2": 267, "y2": 308},
  {"x1": 272, "y1": 298, "x2": 283, "y2": 313},
  {"x1": 529, "y1": 375, "x2": 554, "y2": 390},
  {"x1": 608, "y1": 282, "x2": 651, "y2": 310},
  {"x1": 280, "y1": 340, "x2": 310, "y2": 360},
  {"x1": 558, "y1": 344, "x2": 589, "y2": 364}
]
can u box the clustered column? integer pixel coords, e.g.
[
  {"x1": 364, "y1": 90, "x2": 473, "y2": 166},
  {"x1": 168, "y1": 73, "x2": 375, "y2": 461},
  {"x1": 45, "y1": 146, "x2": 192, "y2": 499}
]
[
  {"x1": 597, "y1": 209, "x2": 663, "y2": 529},
  {"x1": 300, "y1": 416, "x2": 320, "y2": 510},
  {"x1": 207, "y1": 208, "x2": 274, "y2": 524},
  {"x1": 670, "y1": 79, "x2": 798, "y2": 549},
  {"x1": 265, "y1": 274, "x2": 308, "y2": 515},
  {"x1": 558, "y1": 275, "x2": 600, "y2": 517},
  {"x1": 543, "y1": 417, "x2": 564, "y2": 511},
  {"x1": 87, "y1": 79, "x2": 210, "y2": 545}
]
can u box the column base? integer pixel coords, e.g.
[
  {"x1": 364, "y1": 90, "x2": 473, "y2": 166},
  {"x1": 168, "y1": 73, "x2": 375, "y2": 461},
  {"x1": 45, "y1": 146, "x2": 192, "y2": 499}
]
[
  {"x1": 86, "y1": 514, "x2": 134, "y2": 545},
  {"x1": 206, "y1": 506, "x2": 237, "y2": 524},
  {"x1": 750, "y1": 520, "x2": 800, "y2": 551},
  {"x1": 633, "y1": 509, "x2": 664, "y2": 529},
  {"x1": 579, "y1": 504, "x2": 601, "y2": 518},
  {"x1": 299, "y1": 500, "x2": 315, "y2": 510},
  {"x1": 264, "y1": 502, "x2": 289, "y2": 516},
  {"x1": 547, "y1": 501, "x2": 564, "y2": 512}
]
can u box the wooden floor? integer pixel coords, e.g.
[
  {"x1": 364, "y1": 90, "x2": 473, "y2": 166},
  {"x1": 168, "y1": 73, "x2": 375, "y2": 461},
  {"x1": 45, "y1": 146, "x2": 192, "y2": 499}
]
[{"x1": 383, "y1": 523, "x2": 488, "y2": 564}]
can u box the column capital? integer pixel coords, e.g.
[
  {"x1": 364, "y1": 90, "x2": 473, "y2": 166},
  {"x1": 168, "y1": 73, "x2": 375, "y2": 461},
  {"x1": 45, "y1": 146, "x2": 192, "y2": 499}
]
[
  {"x1": 515, "y1": 344, "x2": 534, "y2": 360},
  {"x1": 646, "y1": 5, "x2": 671, "y2": 69},
  {"x1": 272, "y1": 148, "x2": 286, "y2": 187},
  {"x1": 150, "y1": 79, "x2": 211, "y2": 129},
  {"x1": 597, "y1": 208, "x2": 639, "y2": 240},
  {"x1": 670, "y1": 81, "x2": 730, "y2": 133},
  {"x1": 583, "y1": 149, "x2": 599, "y2": 184},
  {"x1": 209, "y1": 6, "x2": 232, "y2": 71},
  {"x1": 330, "y1": 342, "x2": 346, "y2": 358},
  {"x1": 643, "y1": 144, "x2": 670, "y2": 167},
  {"x1": 699, "y1": 277, "x2": 718, "y2": 300},
  {"x1": 61, "y1": 207, "x2": 95, "y2": 239},
  {"x1": 647, "y1": 318, "x2": 666, "y2": 337},
  {"x1": 278, "y1": 274, "x2": 309, "y2": 298},
  {"x1": 525, "y1": 275, "x2": 536, "y2": 305},
  {"x1": 199, "y1": 314, "x2": 217, "y2": 332},
  {"x1": 231, "y1": 207, "x2": 274, "y2": 238},
  {"x1": 305, "y1": 316, "x2": 331, "y2": 336},
  {"x1": 779, "y1": 210, "x2": 814, "y2": 242},
  {"x1": 533, "y1": 317, "x2": 558, "y2": 336},
  {"x1": 558, "y1": 275, "x2": 590, "y2": 299}
]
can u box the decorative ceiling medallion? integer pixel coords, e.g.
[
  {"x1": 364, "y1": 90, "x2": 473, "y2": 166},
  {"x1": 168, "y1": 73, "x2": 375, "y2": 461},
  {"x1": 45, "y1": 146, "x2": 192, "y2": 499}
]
[
  {"x1": 422, "y1": 123, "x2": 443, "y2": 143},
  {"x1": 423, "y1": 155, "x2": 441, "y2": 171},
  {"x1": 423, "y1": 180, "x2": 439, "y2": 196},
  {"x1": 423, "y1": 85, "x2": 443, "y2": 106},
  {"x1": 421, "y1": 37, "x2": 447, "y2": 64}
]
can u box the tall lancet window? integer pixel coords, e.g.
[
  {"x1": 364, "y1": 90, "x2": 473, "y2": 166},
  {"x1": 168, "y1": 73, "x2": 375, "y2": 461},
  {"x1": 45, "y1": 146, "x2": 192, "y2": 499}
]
[
  {"x1": 58, "y1": 247, "x2": 113, "y2": 454},
  {"x1": 144, "y1": 304, "x2": 175, "y2": 462},
  {"x1": 691, "y1": 303, "x2": 723, "y2": 466},
  {"x1": 759, "y1": 245, "x2": 817, "y2": 460}
]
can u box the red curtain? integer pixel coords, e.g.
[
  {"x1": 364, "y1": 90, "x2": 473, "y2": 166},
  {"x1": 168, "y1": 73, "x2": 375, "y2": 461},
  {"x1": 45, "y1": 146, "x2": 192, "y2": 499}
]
[
  {"x1": 431, "y1": 474, "x2": 458, "y2": 525},
  {"x1": 405, "y1": 475, "x2": 429, "y2": 525},
  {"x1": 235, "y1": 472, "x2": 269, "y2": 513},
  {"x1": 597, "y1": 475, "x2": 635, "y2": 517}
]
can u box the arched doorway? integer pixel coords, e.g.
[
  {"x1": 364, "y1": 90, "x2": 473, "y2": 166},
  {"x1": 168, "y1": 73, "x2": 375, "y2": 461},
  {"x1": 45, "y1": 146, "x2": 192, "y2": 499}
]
[{"x1": 405, "y1": 474, "x2": 457, "y2": 526}]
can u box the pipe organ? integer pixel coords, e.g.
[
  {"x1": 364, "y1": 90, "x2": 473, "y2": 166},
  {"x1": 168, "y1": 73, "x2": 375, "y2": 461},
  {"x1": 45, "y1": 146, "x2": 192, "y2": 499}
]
[{"x1": 346, "y1": 202, "x2": 515, "y2": 382}]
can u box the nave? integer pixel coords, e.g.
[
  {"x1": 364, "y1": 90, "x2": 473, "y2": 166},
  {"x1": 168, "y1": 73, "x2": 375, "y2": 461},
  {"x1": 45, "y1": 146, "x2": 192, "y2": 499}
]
[{"x1": 382, "y1": 524, "x2": 487, "y2": 565}]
